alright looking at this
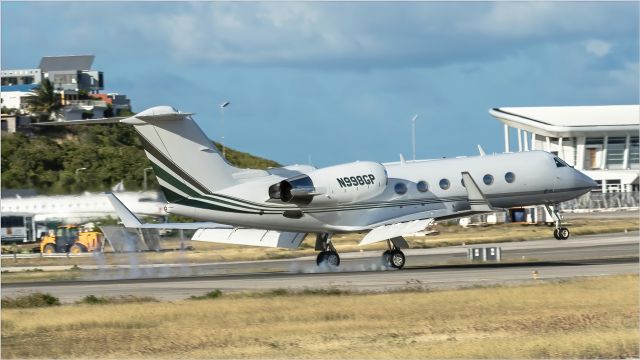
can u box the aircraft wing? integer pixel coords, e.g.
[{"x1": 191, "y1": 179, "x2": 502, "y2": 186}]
[
  {"x1": 359, "y1": 172, "x2": 502, "y2": 246},
  {"x1": 106, "y1": 193, "x2": 230, "y2": 230},
  {"x1": 108, "y1": 193, "x2": 304, "y2": 248}
]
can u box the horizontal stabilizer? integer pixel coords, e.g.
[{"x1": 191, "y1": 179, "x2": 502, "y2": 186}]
[
  {"x1": 127, "y1": 112, "x2": 193, "y2": 123},
  {"x1": 360, "y1": 219, "x2": 433, "y2": 246},
  {"x1": 32, "y1": 117, "x2": 125, "y2": 126},
  {"x1": 107, "y1": 193, "x2": 229, "y2": 229},
  {"x1": 32, "y1": 110, "x2": 194, "y2": 127},
  {"x1": 192, "y1": 228, "x2": 306, "y2": 249}
]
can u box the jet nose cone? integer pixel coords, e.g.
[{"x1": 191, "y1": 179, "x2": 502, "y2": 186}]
[{"x1": 573, "y1": 168, "x2": 598, "y2": 189}]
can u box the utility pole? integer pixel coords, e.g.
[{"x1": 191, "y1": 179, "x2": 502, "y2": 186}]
[
  {"x1": 143, "y1": 167, "x2": 153, "y2": 191},
  {"x1": 220, "y1": 101, "x2": 230, "y2": 158},
  {"x1": 411, "y1": 114, "x2": 419, "y2": 160}
]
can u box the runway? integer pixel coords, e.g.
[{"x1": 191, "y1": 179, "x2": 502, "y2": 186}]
[{"x1": 2, "y1": 231, "x2": 637, "y2": 302}]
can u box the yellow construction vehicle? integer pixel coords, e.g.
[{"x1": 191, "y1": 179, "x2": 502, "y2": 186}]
[{"x1": 40, "y1": 225, "x2": 102, "y2": 254}]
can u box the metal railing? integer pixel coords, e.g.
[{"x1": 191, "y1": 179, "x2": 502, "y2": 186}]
[
  {"x1": 561, "y1": 191, "x2": 639, "y2": 211},
  {"x1": 65, "y1": 100, "x2": 107, "y2": 107}
]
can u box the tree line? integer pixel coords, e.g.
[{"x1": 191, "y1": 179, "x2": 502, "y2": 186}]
[{"x1": 1, "y1": 124, "x2": 281, "y2": 195}]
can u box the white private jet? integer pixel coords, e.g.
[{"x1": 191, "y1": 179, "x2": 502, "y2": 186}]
[
  {"x1": 48, "y1": 106, "x2": 597, "y2": 269},
  {"x1": 0, "y1": 191, "x2": 166, "y2": 223}
]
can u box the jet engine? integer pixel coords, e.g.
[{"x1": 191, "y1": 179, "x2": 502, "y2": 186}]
[{"x1": 269, "y1": 161, "x2": 388, "y2": 205}]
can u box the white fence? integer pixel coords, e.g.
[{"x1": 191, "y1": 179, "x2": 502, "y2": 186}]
[{"x1": 561, "y1": 191, "x2": 639, "y2": 211}]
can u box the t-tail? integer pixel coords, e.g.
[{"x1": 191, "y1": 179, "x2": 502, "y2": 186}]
[{"x1": 122, "y1": 106, "x2": 239, "y2": 202}]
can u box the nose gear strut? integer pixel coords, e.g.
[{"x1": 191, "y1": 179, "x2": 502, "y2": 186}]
[{"x1": 545, "y1": 203, "x2": 570, "y2": 240}]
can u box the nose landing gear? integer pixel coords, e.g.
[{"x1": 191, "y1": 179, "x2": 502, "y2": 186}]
[
  {"x1": 553, "y1": 227, "x2": 570, "y2": 240},
  {"x1": 546, "y1": 203, "x2": 570, "y2": 240}
]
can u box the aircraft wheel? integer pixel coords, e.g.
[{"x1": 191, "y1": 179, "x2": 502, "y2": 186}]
[
  {"x1": 382, "y1": 250, "x2": 392, "y2": 267},
  {"x1": 316, "y1": 251, "x2": 340, "y2": 267},
  {"x1": 558, "y1": 227, "x2": 570, "y2": 240},
  {"x1": 390, "y1": 249, "x2": 406, "y2": 269},
  {"x1": 553, "y1": 228, "x2": 561, "y2": 240}
]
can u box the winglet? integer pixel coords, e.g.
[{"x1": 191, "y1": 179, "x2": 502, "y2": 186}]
[
  {"x1": 461, "y1": 172, "x2": 497, "y2": 212},
  {"x1": 107, "y1": 193, "x2": 143, "y2": 228}
]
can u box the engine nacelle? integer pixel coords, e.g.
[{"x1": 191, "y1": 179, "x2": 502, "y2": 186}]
[{"x1": 269, "y1": 161, "x2": 387, "y2": 205}]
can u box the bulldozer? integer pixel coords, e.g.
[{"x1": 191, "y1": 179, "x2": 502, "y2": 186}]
[{"x1": 40, "y1": 225, "x2": 103, "y2": 254}]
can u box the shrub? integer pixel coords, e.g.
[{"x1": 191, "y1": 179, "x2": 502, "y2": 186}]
[
  {"x1": 76, "y1": 295, "x2": 157, "y2": 305},
  {"x1": 189, "y1": 290, "x2": 223, "y2": 300},
  {"x1": 1, "y1": 292, "x2": 60, "y2": 308}
]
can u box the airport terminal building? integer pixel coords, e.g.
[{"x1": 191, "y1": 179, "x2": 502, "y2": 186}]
[{"x1": 490, "y1": 105, "x2": 640, "y2": 193}]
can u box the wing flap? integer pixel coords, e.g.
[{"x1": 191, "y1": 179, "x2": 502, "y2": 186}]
[
  {"x1": 359, "y1": 219, "x2": 433, "y2": 246},
  {"x1": 192, "y1": 228, "x2": 306, "y2": 249}
]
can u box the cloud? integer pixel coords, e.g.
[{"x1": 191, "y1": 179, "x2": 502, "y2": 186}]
[
  {"x1": 585, "y1": 39, "x2": 612, "y2": 57},
  {"x1": 115, "y1": 2, "x2": 637, "y2": 69}
]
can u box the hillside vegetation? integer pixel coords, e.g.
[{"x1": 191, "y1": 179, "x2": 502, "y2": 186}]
[{"x1": 1, "y1": 125, "x2": 280, "y2": 195}]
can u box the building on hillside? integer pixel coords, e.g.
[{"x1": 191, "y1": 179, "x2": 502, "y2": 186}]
[
  {"x1": 93, "y1": 93, "x2": 132, "y2": 116},
  {"x1": 1, "y1": 114, "x2": 31, "y2": 134},
  {"x1": 1, "y1": 55, "x2": 131, "y2": 121},
  {"x1": 39, "y1": 55, "x2": 103, "y2": 94},
  {"x1": 0, "y1": 69, "x2": 42, "y2": 86},
  {"x1": 0, "y1": 84, "x2": 38, "y2": 113},
  {"x1": 490, "y1": 105, "x2": 640, "y2": 193}
]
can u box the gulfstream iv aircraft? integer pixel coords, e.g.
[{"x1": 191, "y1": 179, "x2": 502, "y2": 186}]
[{"x1": 59, "y1": 106, "x2": 596, "y2": 269}]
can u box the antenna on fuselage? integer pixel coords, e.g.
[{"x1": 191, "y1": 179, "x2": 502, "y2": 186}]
[
  {"x1": 399, "y1": 153, "x2": 406, "y2": 164},
  {"x1": 477, "y1": 144, "x2": 486, "y2": 156}
]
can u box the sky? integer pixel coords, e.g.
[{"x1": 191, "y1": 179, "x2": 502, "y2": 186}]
[{"x1": 2, "y1": 1, "x2": 638, "y2": 167}]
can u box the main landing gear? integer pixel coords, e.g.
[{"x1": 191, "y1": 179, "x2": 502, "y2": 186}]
[
  {"x1": 315, "y1": 233, "x2": 340, "y2": 267},
  {"x1": 382, "y1": 240, "x2": 406, "y2": 269},
  {"x1": 545, "y1": 203, "x2": 570, "y2": 240}
]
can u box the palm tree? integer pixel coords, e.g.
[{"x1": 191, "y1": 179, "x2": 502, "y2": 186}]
[{"x1": 24, "y1": 79, "x2": 62, "y2": 122}]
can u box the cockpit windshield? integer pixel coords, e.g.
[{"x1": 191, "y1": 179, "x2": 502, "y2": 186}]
[{"x1": 553, "y1": 157, "x2": 569, "y2": 168}]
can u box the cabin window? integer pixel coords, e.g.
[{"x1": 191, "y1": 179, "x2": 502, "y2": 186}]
[
  {"x1": 417, "y1": 181, "x2": 429, "y2": 192},
  {"x1": 505, "y1": 172, "x2": 516, "y2": 183},
  {"x1": 439, "y1": 178, "x2": 450, "y2": 190},
  {"x1": 394, "y1": 182, "x2": 407, "y2": 195},
  {"x1": 483, "y1": 174, "x2": 494, "y2": 185}
]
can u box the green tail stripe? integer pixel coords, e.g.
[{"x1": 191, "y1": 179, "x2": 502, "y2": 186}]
[
  {"x1": 160, "y1": 186, "x2": 186, "y2": 203},
  {"x1": 151, "y1": 160, "x2": 269, "y2": 212},
  {"x1": 151, "y1": 162, "x2": 201, "y2": 198},
  {"x1": 139, "y1": 133, "x2": 213, "y2": 195}
]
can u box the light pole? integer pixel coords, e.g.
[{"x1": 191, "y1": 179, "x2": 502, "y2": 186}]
[
  {"x1": 220, "y1": 101, "x2": 230, "y2": 158},
  {"x1": 411, "y1": 114, "x2": 419, "y2": 161},
  {"x1": 75, "y1": 167, "x2": 87, "y2": 191},
  {"x1": 143, "y1": 167, "x2": 153, "y2": 191}
]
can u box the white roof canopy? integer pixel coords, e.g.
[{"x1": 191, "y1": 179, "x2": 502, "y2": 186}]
[{"x1": 490, "y1": 105, "x2": 639, "y2": 137}]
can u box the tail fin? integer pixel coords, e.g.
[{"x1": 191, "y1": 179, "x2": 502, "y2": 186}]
[{"x1": 124, "y1": 106, "x2": 238, "y2": 202}]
